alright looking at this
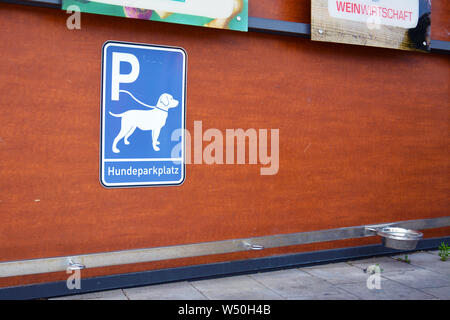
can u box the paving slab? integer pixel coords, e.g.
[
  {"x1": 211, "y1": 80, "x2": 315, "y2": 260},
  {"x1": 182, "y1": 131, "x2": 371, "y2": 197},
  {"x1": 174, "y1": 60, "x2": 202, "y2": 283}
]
[
  {"x1": 381, "y1": 268, "x2": 450, "y2": 289},
  {"x1": 348, "y1": 256, "x2": 418, "y2": 274},
  {"x1": 302, "y1": 262, "x2": 349, "y2": 269},
  {"x1": 421, "y1": 286, "x2": 450, "y2": 300},
  {"x1": 50, "y1": 289, "x2": 128, "y2": 300},
  {"x1": 287, "y1": 292, "x2": 360, "y2": 300},
  {"x1": 250, "y1": 269, "x2": 356, "y2": 299},
  {"x1": 123, "y1": 281, "x2": 207, "y2": 300},
  {"x1": 301, "y1": 262, "x2": 369, "y2": 284},
  {"x1": 391, "y1": 251, "x2": 450, "y2": 276},
  {"x1": 190, "y1": 275, "x2": 284, "y2": 300},
  {"x1": 336, "y1": 279, "x2": 436, "y2": 300}
]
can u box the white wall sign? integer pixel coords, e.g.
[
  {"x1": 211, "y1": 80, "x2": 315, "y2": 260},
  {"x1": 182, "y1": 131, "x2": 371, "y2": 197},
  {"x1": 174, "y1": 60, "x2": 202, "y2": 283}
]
[
  {"x1": 328, "y1": 0, "x2": 419, "y2": 29},
  {"x1": 92, "y1": 0, "x2": 235, "y2": 19}
]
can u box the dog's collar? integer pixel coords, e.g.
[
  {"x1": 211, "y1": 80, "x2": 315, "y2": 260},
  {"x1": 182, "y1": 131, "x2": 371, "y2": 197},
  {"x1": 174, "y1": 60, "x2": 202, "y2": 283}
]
[
  {"x1": 151, "y1": 105, "x2": 168, "y2": 113},
  {"x1": 120, "y1": 90, "x2": 168, "y2": 113}
]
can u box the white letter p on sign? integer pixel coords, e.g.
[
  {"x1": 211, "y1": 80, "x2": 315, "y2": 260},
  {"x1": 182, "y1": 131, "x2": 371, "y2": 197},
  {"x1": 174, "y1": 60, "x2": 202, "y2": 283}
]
[{"x1": 111, "y1": 52, "x2": 140, "y2": 101}]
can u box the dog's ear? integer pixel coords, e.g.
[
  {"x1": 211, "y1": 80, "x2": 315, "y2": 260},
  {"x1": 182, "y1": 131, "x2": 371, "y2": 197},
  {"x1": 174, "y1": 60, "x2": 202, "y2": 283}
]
[{"x1": 160, "y1": 94, "x2": 170, "y2": 107}]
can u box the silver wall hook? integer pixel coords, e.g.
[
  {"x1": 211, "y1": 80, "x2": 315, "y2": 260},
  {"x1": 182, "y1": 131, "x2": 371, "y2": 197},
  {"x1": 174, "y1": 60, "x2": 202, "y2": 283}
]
[
  {"x1": 67, "y1": 259, "x2": 86, "y2": 271},
  {"x1": 242, "y1": 242, "x2": 264, "y2": 251}
]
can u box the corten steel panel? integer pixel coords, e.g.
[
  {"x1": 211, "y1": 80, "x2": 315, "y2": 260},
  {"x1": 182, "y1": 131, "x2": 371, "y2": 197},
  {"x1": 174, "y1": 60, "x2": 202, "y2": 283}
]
[
  {"x1": 0, "y1": 4, "x2": 449, "y2": 286},
  {"x1": 249, "y1": 0, "x2": 449, "y2": 42},
  {"x1": 249, "y1": 0, "x2": 311, "y2": 24},
  {"x1": 431, "y1": 0, "x2": 450, "y2": 42}
]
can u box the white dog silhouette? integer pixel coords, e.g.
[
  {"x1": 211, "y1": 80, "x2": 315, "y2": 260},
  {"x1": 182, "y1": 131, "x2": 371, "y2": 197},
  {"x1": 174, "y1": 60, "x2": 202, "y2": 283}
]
[{"x1": 109, "y1": 93, "x2": 179, "y2": 153}]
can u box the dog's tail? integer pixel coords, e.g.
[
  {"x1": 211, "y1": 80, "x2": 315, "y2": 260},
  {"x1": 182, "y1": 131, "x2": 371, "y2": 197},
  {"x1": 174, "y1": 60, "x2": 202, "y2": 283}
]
[{"x1": 109, "y1": 111, "x2": 124, "y2": 118}]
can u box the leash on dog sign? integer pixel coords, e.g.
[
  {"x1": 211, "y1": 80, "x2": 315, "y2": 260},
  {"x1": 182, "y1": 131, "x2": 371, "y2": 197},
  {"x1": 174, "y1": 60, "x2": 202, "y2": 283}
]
[{"x1": 100, "y1": 41, "x2": 186, "y2": 187}]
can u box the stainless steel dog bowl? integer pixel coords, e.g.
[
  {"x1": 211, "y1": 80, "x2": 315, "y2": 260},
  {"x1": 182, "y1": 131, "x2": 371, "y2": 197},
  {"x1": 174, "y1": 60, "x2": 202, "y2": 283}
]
[{"x1": 377, "y1": 227, "x2": 423, "y2": 250}]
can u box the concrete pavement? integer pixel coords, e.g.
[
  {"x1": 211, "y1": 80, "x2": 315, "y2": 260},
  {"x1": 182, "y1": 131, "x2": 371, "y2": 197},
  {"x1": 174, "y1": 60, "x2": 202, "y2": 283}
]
[{"x1": 52, "y1": 250, "x2": 450, "y2": 300}]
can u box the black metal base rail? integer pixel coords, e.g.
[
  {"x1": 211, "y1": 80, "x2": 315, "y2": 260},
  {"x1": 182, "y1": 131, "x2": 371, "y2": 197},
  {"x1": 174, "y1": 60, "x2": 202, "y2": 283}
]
[
  {"x1": 0, "y1": 0, "x2": 448, "y2": 54},
  {"x1": 0, "y1": 236, "x2": 448, "y2": 300}
]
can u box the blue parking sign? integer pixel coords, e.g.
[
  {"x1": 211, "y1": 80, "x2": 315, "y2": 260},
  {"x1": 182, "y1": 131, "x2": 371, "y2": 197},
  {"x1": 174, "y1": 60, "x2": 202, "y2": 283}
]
[{"x1": 100, "y1": 41, "x2": 186, "y2": 187}]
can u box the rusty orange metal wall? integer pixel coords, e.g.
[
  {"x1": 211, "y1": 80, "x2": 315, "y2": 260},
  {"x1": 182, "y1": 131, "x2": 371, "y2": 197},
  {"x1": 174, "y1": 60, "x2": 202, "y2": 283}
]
[{"x1": 0, "y1": 2, "x2": 449, "y2": 287}]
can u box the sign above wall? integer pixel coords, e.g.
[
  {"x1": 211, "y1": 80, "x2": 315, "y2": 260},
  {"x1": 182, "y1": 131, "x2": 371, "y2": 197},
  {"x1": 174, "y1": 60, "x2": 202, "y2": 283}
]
[
  {"x1": 62, "y1": 0, "x2": 248, "y2": 31},
  {"x1": 312, "y1": 0, "x2": 431, "y2": 52},
  {"x1": 94, "y1": 0, "x2": 235, "y2": 19}
]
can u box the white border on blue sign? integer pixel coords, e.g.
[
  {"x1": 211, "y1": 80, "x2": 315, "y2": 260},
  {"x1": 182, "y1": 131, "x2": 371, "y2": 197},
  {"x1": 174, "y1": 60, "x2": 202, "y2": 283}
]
[{"x1": 100, "y1": 41, "x2": 187, "y2": 188}]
